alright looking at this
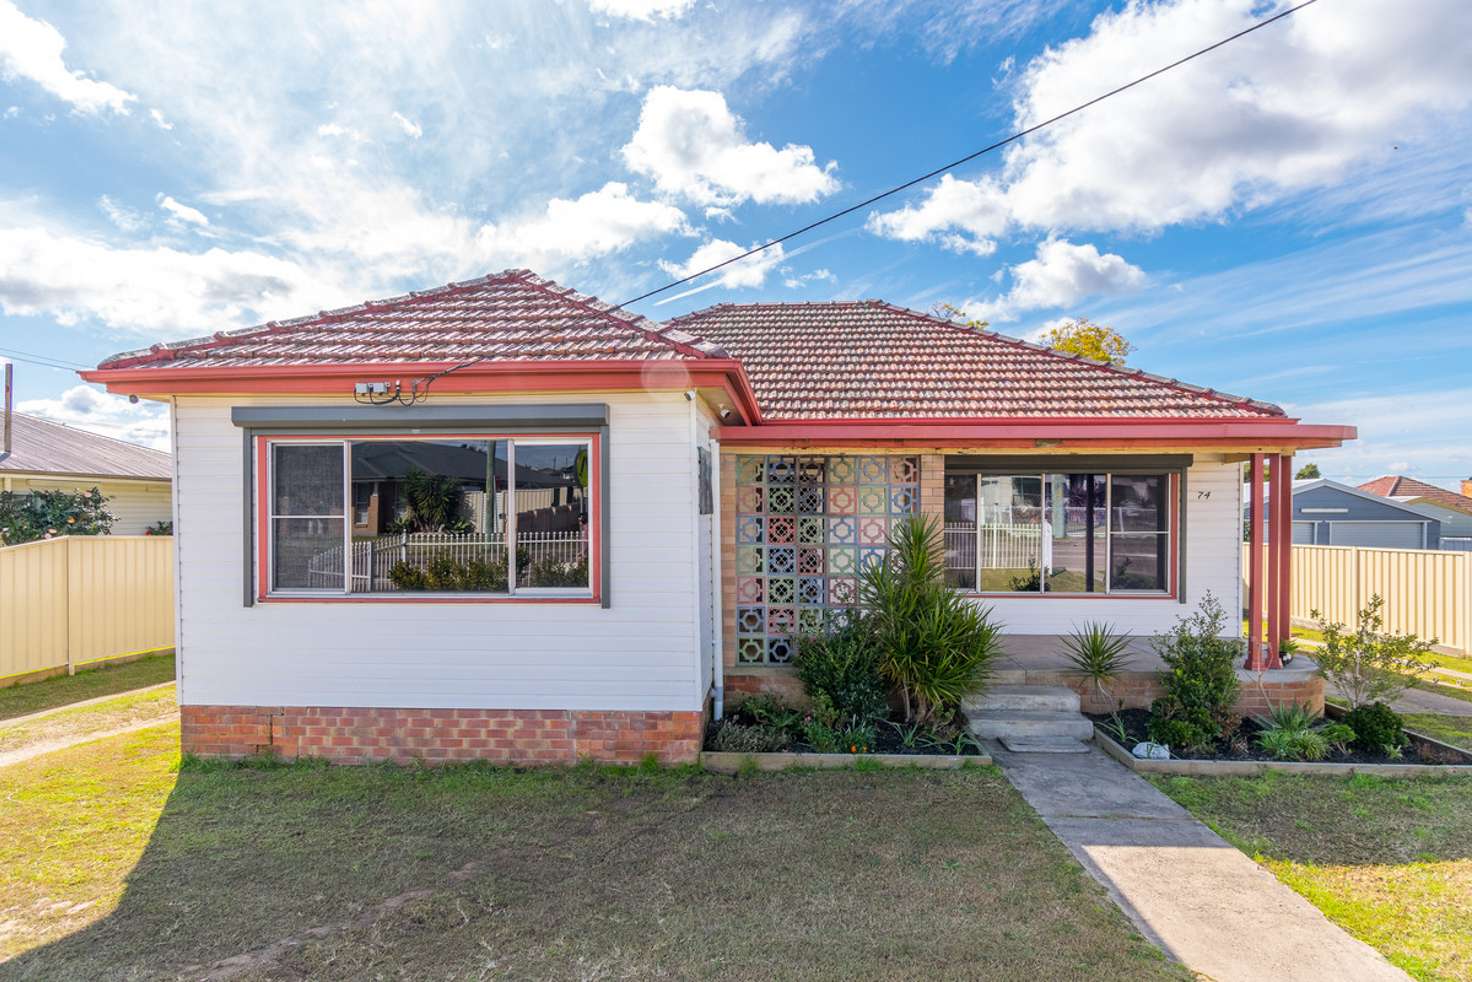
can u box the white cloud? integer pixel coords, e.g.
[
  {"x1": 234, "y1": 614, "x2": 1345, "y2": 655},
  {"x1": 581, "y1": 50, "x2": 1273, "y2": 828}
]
[
  {"x1": 587, "y1": 0, "x2": 693, "y2": 22},
  {"x1": 475, "y1": 181, "x2": 690, "y2": 266},
  {"x1": 17, "y1": 384, "x2": 170, "y2": 450},
  {"x1": 148, "y1": 107, "x2": 173, "y2": 130},
  {"x1": 315, "y1": 122, "x2": 365, "y2": 141},
  {"x1": 866, "y1": 173, "x2": 1006, "y2": 256},
  {"x1": 0, "y1": 222, "x2": 338, "y2": 333},
  {"x1": 3, "y1": 105, "x2": 19, "y2": 118},
  {"x1": 97, "y1": 194, "x2": 147, "y2": 233},
  {"x1": 869, "y1": 0, "x2": 1472, "y2": 246},
  {"x1": 964, "y1": 238, "x2": 1144, "y2": 322},
  {"x1": 622, "y1": 86, "x2": 838, "y2": 207},
  {"x1": 1387, "y1": 461, "x2": 1410, "y2": 473},
  {"x1": 1283, "y1": 389, "x2": 1472, "y2": 486},
  {"x1": 391, "y1": 111, "x2": 422, "y2": 139},
  {"x1": 155, "y1": 193, "x2": 208, "y2": 228},
  {"x1": 783, "y1": 267, "x2": 836, "y2": 289},
  {"x1": 657, "y1": 238, "x2": 786, "y2": 297},
  {"x1": 0, "y1": 0, "x2": 135, "y2": 114}
]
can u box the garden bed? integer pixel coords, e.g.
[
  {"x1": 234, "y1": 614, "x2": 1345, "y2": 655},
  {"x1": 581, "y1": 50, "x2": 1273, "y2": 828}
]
[
  {"x1": 1091, "y1": 709, "x2": 1472, "y2": 777},
  {"x1": 704, "y1": 695, "x2": 990, "y2": 763},
  {"x1": 701, "y1": 750, "x2": 986, "y2": 773}
]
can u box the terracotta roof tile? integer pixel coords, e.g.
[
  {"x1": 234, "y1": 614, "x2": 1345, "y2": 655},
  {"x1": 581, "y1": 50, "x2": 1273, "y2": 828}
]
[
  {"x1": 665, "y1": 300, "x2": 1284, "y2": 420},
  {"x1": 1358, "y1": 476, "x2": 1472, "y2": 515},
  {"x1": 99, "y1": 269, "x2": 717, "y2": 370}
]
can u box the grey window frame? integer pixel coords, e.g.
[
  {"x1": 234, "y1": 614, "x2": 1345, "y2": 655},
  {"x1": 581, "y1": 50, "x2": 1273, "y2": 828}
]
[{"x1": 235, "y1": 404, "x2": 611, "y2": 608}]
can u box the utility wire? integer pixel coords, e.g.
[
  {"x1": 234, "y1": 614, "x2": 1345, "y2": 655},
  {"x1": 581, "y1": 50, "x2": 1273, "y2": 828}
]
[
  {"x1": 0, "y1": 346, "x2": 90, "y2": 372},
  {"x1": 414, "y1": 0, "x2": 1322, "y2": 397},
  {"x1": 618, "y1": 0, "x2": 1322, "y2": 307}
]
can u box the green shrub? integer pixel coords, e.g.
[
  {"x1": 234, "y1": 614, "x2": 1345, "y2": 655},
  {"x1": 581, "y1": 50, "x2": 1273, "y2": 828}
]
[
  {"x1": 388, "y1": 561, "x2": 428, "y2": 590},
  {"x1": 0, "y1": 487, "x2": 114, "y2": 545},
  {"x1": 1253, "y1": 703, "x2": 1328, "y2": 761},
  {"x1": 458, "y1": 557, "x2": 509, "y2": 592},
  {"x1": 425, "y1": 555, "x2": 461, "y2": 591},
  {"x1": 1312, "y1": 596, "x2": 1436, "y2": 707},
  {"x1": 794, "y1": 619, "x2": 889, "y2": 724},
  {"x1": 709, "y1": 721, "x2": 790, "y2": 754},
  {"x1": 1146, "y1": 593, "x2": 1241, "y2": 752},
  {"x1": 734, "y1": 695, "x2": 805, "y2": 744},
  {"x1": 1345, "y1": 701, "x2": 1407, "y2": 755},
  {"x1": 1319, "y1": 721, "x2": 1356, "y2": 755},
  {"x1": 1062, "y1": 621, "x2": 1133, "y2": 708},
  {"x1": 861, "y1": 515, "x2": 1002, "y2": 725}
]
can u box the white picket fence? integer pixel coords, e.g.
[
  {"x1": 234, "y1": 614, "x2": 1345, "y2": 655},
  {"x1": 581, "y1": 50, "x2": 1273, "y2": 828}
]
[
  {"x1": 307, "y1": 531, "x2": 586, "y2": 592},
  {"x1": 945, "y1": 523, "x2": 1043, "y2": 574}
]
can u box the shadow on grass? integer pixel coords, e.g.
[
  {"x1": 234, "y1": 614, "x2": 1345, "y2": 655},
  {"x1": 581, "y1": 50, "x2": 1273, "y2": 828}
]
[{"x1": 5, "y1": 745, "x2": 1184, "y2": 981}]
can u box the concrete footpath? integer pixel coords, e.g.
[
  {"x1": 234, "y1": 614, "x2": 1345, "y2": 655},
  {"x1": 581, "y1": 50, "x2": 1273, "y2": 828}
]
[{"x1": 993, "y1": 745, "x2": 1408, "y2": 981}]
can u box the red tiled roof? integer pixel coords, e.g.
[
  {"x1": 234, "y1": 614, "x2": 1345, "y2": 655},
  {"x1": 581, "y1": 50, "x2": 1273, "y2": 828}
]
[
  {"x1": 99, "y1": 269, "x2": 722, "y2": 370},
  {"x1": 1358, "y1": 476, "x2": 1472, "y2": 515},
  {"x1": 663, "y1": 301, "x2": 1284, "y2": 420}
]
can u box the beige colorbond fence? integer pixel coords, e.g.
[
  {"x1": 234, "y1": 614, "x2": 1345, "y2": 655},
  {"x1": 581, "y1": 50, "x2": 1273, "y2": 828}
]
[
  {"x1": 1244, "y1": 543, "x2": 1472, "y2": 656},
  {"x1": 0, "y1": 535, "x2": 175, "y2": 683}
]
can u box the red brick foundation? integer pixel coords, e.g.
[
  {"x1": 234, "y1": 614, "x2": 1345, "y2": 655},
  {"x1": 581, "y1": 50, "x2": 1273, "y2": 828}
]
[{"x1": 181, "y1": 705, "x2": 705, "y2": 765}]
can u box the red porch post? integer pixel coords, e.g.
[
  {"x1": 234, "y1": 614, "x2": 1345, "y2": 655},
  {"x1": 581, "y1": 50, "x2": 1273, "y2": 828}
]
[
  {"x1": 1246, "y1": 453, "x2": 1266, "y2": 670},
  {"x1": 1266, "y1": 453, "x2": 1288, "y2": 669},
  {"x1": 1276, "y1": 452, "x2": 1294, "y2": 666}
]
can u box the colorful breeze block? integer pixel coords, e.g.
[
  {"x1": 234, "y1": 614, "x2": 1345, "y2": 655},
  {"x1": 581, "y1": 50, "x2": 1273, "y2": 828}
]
[{"x1": 733, "y1": 454, "x2": 919, "y2": 663}]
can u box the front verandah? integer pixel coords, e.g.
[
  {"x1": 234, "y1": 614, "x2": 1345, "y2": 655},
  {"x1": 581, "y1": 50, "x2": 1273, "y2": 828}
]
[{"x1": 718, "y1": 448, "x2": 1313, "y2": 717}]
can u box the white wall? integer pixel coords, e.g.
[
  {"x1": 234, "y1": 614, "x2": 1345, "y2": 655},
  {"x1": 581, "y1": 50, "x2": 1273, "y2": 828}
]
[
  {"x1": 172, "y1": 393, "x2": 701, "y2": 712},
  {"x1": 5, "y1": 476, "x2": 172, "y2": 535},
  {"x1": 975, "y1": 458, "x2": 1243, "y2": 636}
]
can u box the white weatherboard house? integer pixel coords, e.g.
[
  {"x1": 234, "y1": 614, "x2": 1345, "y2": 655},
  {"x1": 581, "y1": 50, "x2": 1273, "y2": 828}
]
[{"x1": 83, "y1": 270, "x2": 1354, "y2": 763}]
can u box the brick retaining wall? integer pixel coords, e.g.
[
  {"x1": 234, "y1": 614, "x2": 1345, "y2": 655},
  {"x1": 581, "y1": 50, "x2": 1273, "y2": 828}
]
[{"x1": 181, "y1": 705, "x2": 705, "y2": 765}]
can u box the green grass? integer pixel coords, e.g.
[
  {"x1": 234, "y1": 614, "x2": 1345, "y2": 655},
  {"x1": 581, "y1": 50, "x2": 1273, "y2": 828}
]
[
  {"x1": 0, "y1": 683, "x2": 176, "y2": 757},
  {"x1": 0, "y1": 723, "x2": 1185, "y2": 980},
  {"x1": 1403, "y1": 714, "x2": 1472, "y2": 752},
  {"x1": 1153, "y1": 772, "x2": 1472, "y2": 981},
  {"x1": 0, "y1": 653, "x2": 175, "y2": 722}
]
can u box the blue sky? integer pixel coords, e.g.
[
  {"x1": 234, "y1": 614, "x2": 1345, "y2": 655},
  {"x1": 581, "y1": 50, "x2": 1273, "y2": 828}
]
[{"x1": 2, "y1": 0, "x2": 1470, "y2": 486}]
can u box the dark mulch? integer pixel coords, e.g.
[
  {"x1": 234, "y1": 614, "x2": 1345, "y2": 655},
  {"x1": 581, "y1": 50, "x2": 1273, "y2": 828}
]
[{"x1": 1091, "y1": 708, "x2": 1470, "y2": 765}]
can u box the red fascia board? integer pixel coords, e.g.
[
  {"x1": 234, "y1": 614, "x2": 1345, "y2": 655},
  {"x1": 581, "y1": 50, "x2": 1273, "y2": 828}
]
[
  {"x1": 716, "y1": 418, "x2": 1356, "y2": 449},
  {"x1": 81, "y1": 359, "x2": 765, "y2": 425}
]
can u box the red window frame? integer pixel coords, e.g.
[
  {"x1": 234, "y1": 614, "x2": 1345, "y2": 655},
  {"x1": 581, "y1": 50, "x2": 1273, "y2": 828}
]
[{"x1": 254, "y1": 431, "x2": 602, "y2": 605}]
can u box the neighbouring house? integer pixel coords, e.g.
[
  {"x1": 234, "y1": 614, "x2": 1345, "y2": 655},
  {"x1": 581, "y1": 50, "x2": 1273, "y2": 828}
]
[
  {"x1": 1263, "y1": 478, "x2": 1442, "y2": 548},
  {"x1": 1358, "y1": 475, "x2": 1472, "y2": 552},
  {"x1": 81, "y1": 269, "x2": 1354, "y2": 764},
  {"x1": 0, "y1": 412, "x2": 173, "y2": 534}
]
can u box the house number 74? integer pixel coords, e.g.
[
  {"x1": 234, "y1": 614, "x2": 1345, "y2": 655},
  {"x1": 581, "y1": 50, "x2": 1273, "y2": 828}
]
[{"x1": 1196, "y1": 490, "x2": 1212, "y2": 500}]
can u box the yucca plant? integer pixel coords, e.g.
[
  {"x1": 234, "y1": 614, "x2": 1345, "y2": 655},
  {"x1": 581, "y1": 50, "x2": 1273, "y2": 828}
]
[
  {"x1": 860, "y1": 514, "x2": 1002, "y2": 725},
  {"x1": 1062, "y1": 621, "x2": 1133, "y2": 708}
]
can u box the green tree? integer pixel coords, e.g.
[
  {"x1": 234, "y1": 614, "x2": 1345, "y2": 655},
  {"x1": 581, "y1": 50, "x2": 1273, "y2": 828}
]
[
  {"x1": 930, "y1": 303, "x2": 988, "y2": 329},
  {"x1": 1041, "y1": 317, "x2": 1133, "y2": 365},
  {"x1": 1295, "y1": 463, "x2": 1321, "y2": 480},
  {"x1": 0, "y1": 487, "x2": 114, "y2": 546}
]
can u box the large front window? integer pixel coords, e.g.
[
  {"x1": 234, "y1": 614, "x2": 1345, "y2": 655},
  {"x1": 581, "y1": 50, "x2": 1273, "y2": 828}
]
[
  {"x1": 944, "y1": 471, "x2": 1171, "y2": 594},
  {"x1": 262, "y1": 435, "x2": 595, "y2": 598}
]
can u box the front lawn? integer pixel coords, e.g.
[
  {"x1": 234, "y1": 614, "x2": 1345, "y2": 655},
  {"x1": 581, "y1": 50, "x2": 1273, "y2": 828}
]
[
  {"x1": 0, "y1": 723, "x2": 1182, "y2": 980},
  {"x1": 0, "y1": 653, "x2": 175, "y2": 722},
  {"x1": 1154, "y1": 772, "x2": 1472, "y2": 981},
  {"x1": 0, "y1": 684, "x2": 176, "y2": 759}
]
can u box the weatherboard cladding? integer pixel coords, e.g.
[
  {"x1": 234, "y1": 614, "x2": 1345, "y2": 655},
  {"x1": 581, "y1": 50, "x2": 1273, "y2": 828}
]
[{"x1": 98, "y1": 269, "x2": 1282, "y2": 422}]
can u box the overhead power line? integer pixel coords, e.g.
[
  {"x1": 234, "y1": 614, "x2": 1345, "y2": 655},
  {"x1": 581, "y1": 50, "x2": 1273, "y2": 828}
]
[
  {"x1": 411, "y1": 0, "x2": 1322, "y2": 399},
  {"x1": 0, "y1": 346, "x2": 91, "y2": 372},
  {"x1": 617, "y1": 0, "x2": 1322, "y2": 307}
]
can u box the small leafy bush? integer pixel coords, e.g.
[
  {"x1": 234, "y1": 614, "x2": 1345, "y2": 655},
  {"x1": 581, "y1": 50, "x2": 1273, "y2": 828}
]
[
  {"x1": 1063, "y1": 621, "x2": 1133, "y2": 707},
  {"x1": 425, "y1": 555, "x2": 461, "y2": 591},
  {"x1": 1319, "y1": 722, "x2": 1356, "y2": 756},
  {"x1": 143, "y1": 520, "x2": 173, "y2": 536},
  {"x1": 1345, "y1": 701, "x2": 1408, "y2": 756},
  {"x1": 388, "y1": 561, "x2": 428, "y2": 590},
  {"x1": 1146, "y1": 593, "x2": 1241, "y2": 752},
  {"x1": 1253, "y1": 703, "x2": 1327, "y2": 761},
  {"x1": 735, "y1": 695, "x2": 805, "y2": 744},
  {"x1": 1313, "y1": 596, "x2": 1436, "y2": 707},
  {"x1": 795, "y1": 619, "x2": 889, "y2": 724},
  {"x1": 861, "y1": 515, "x2": 1002, "y2": 725},
  {"x1": 709, "y1": 721, "x2": 790, "y2": 754}
]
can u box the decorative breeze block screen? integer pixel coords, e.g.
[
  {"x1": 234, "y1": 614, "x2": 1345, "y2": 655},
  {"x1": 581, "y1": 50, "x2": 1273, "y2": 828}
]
[{"x1": 734, "y1": 454, "x2": 920, "y2": 664}]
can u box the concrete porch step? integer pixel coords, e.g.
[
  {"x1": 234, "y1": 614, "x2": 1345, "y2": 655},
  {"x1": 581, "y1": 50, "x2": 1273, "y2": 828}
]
[
  {"x1": 969, "y1": 710, "x2": 1094, "y2": 742},
  {"x1": 998, "y1": 736, "x2": 1093, "y2": 754},
  {"x1": 963, "y1": 684, "x2": 1080, "y2": 715}
]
